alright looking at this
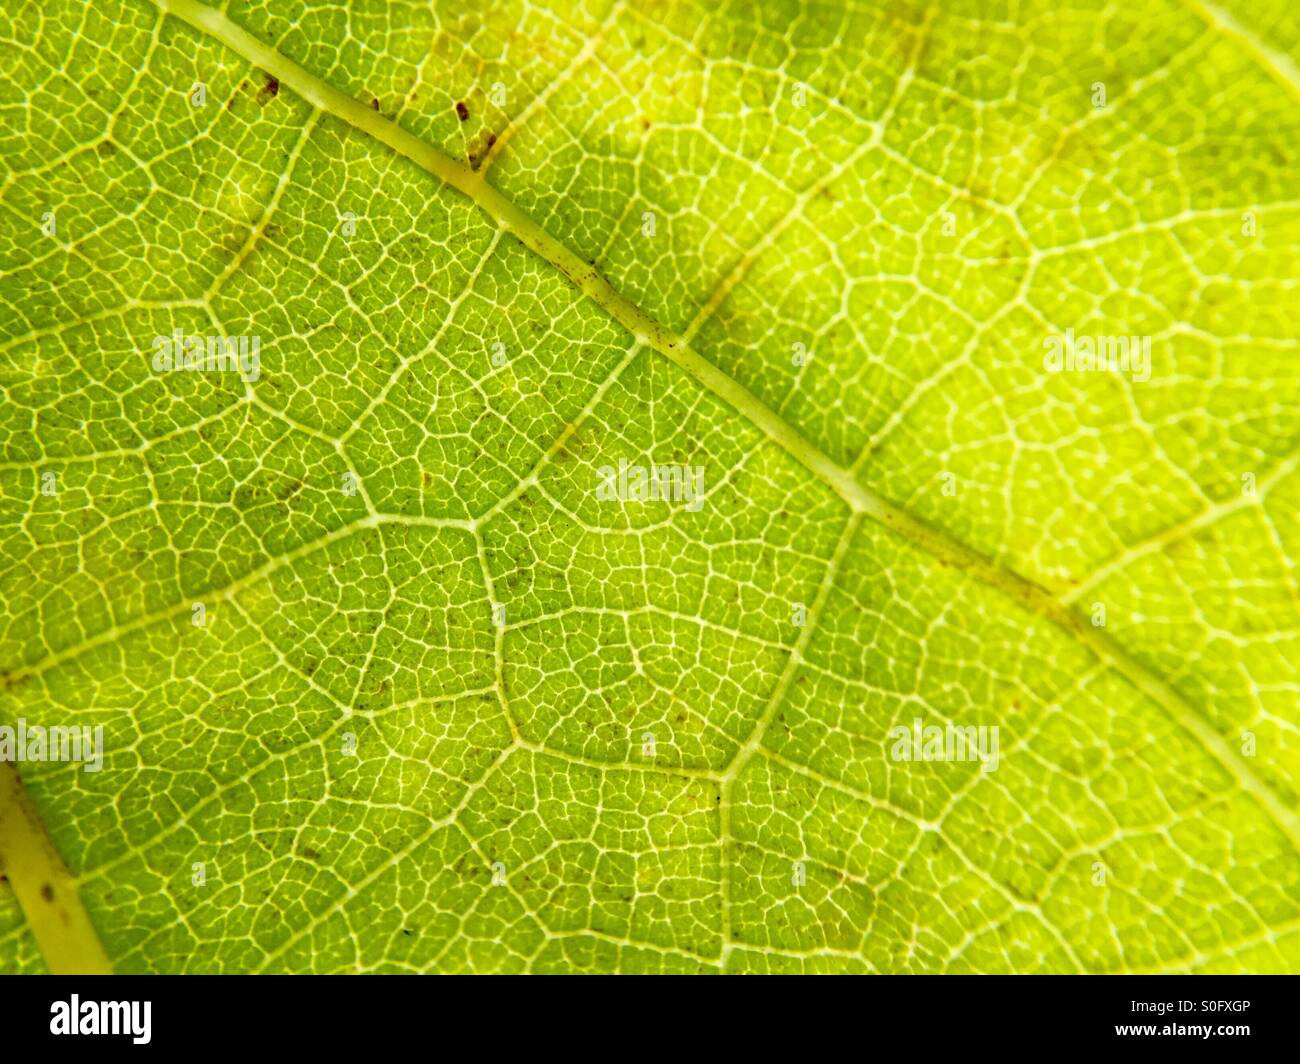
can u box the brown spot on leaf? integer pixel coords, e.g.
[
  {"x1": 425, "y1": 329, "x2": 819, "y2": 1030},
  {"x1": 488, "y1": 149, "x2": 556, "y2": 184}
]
[
  {"x1": 0, "y1": 670, "x2": 29, "y2": 693},
  {"x1": 455, "y1": 101, "x2": 469, "y2": 121},
  {"x1": 255, "y1": 75, "x2": 279, "y2": 106},
  {"x1": 467, "y1": 130, "x2": 498, "y2": 171}
]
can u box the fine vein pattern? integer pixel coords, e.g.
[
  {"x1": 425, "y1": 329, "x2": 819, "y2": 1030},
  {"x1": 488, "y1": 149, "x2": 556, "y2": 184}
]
[{"x1": 1, "y1": 0, "x2": 1298, "y2": 974}]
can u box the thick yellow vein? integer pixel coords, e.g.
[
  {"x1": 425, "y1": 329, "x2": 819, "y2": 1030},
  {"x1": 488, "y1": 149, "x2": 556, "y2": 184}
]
[
  {"x1": 1183, "y1": 0, "x2": 1300, "y2": 106},
  {"x1": 0, "y1": 762, "x2": 112, "y2": 973},
  {"x1": 147, "y1": 0, "x2": 1300, "y2": 858}
]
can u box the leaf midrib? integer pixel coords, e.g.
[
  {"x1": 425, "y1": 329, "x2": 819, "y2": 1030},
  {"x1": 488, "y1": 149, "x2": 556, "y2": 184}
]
[{"x1": 54, "y1": 0, "x2": 1298, "y2": 858}]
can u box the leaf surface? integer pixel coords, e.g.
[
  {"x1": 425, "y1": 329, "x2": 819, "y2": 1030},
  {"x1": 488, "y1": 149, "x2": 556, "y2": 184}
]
[{"x1": 1, "y1": 0, "x2": 1299, "y2": 973}]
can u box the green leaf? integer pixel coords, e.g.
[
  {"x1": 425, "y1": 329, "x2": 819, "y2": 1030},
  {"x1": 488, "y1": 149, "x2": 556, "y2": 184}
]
[{"x1": 2, "y1": 0, "x2": 1299, "y2": 974}]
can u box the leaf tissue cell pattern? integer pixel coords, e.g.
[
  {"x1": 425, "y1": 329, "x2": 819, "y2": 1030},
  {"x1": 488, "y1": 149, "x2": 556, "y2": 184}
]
[{"x1": 0, "y1": 0, "x2": 1297, "y2": 974}]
